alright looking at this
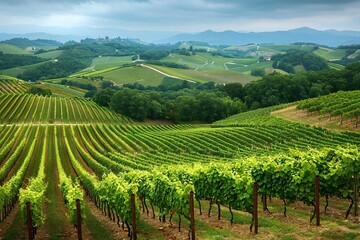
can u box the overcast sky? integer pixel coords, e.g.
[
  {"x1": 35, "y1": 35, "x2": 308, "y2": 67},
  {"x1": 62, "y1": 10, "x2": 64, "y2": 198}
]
[{"x1": 1, "y1": 0, "x2": 360, "y2": 32}]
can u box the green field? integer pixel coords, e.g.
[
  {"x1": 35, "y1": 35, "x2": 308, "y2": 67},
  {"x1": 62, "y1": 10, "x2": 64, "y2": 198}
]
[
  {"x1": 36, "y1": 50, "x2": 64, "y2": 59},
  {"x1": 90, "y1": 55, "x2": 133, "y2": 70},
  {"x1": 2, "y1": 60, "x2": 51, "y2": 77},
  {"x1": 0, "y1": 43, "x2": 29, "y2": 54},
  {"x1": 179, "y1": 42, "x2": 217, "y2": 52},
  {"x1": 257, "y1": 44, "x2": 302, "y2": 53},
  {"x1": 328, "y1": 62, "x2": 346, "y2": 70},
  {"x1": 164, "y1": 52, "x2": 258, "y2": 71},
  {"x1": 3, "y1": 41, "x2": 356, "y2": 89},
  {"x1": 38, "y1": 82, "x2": 87, "y2": 97},
  {"x1": 348, "y1": 49, "x2": 360, "y2": 59},
  {"x1": 293, "y1": 64, "x2": 306, "y2": 73},
  {"x1": 99, "y1": 65, "x2": 167, "y2": 86},
  {"x1": 146, "y1": 64, "x2": 257, "y2": 84},
  {"x1": 64, "y1": 51, "x2": 266, "y2": 86},
  {"x1": 313, "y1": 47, "x2": 348, "y2": 60}
]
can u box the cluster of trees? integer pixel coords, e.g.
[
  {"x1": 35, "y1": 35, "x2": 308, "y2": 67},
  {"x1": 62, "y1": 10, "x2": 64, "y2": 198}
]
[
  {"x1": 60, "y1": 79, "x2": 97, "y2": 91},
  {"x1": 110, "y1": 89, "x2": 245, "y2": 122},
  {"x1": 81, "y1": 75, "x2": 104, "y2": 81},
  {"x1": 135, "y1": 50, "x2": 170, "y2": 61},
  {"x1": 334, "y1": 45, "x2": 360, "y2": 65},
  {"x1": 92, "y1": 85, "x2": 246, "y2": 122},
  {"x1": 18, "y1": 58, "x2": 85, "y2": 81},
  {"x1": 250, "y1": 68, "x2": 265, "y2": 77},
  {"x1": 222, "y1": 62, "x2": 360, "y2": 109},
  {"x1": 272, "y1": 50, "x2": 329, "y2": 73},
  {"x1": 172, "y1": 47, "x2": 196, "y2": 56},
  {"x1": 2, "y1": 38, "x2": 61, "y2": 47},
  {"x1": 17, "y1": 43, "x2": 118, "y2": 81},
  {"x1": 0, "y1": 52, "x2": 44, "y2": 70},
  {"x1": 211, "y1": 49, "x2": 249, "y2": 58},
  {"x1": 123, "y1": 78, "x2": 193, "y2": 92},
  {"x1": 27, "y1": 86, "x2": 52, "y2": 96},
  {"x1": 143, "y1": 61, "x2": 189, "y2": 69},
  {"x1": 89, "y1": 62, "x2": 360, "y2": 122}
]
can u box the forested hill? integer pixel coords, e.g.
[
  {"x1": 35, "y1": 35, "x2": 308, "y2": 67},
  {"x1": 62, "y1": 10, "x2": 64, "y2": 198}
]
[
  {"x1": 271, "y1": 50, "x2": 329, "y2": 73},
  {"x1": 1, "y1": 38, "x2": 62, "y2": 47},
  {"x1": 90, "y1": 62, "x2": 360, "y2": 122}
]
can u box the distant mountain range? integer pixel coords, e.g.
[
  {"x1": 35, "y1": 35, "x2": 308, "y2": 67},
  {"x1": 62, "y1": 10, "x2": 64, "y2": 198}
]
[
  {"x1": 161, "y1": 27, "x2": 360, "y2": 47},
  {"x1": 0, "y1": 24, "x2": 179, "y2": 43},
  {"x1": 0, "y1": 25, "x2": 360, "y2": 47}
]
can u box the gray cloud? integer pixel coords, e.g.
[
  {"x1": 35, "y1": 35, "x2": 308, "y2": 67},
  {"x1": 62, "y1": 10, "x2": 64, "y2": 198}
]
[{"x1": 0, "y1": 0, "x2": 359, "y2": 32}]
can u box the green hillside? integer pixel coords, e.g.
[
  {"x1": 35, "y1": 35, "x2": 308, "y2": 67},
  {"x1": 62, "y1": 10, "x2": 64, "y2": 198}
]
[
  {"x1": 273, "y1": 90, "x2": 360, "y2": 131},
  {"x1": 0, "y1": 43, "x2": 29, "y2": 54},
  {"x1": 0, "y1": 76, "x2": 360, "y2": 239},
  {"x1": 87, "y1": 65, "x2": 168, "y2": 86},
  {"x1": 313, "y1": 47, "x2": 348, "y2": 60},
  {"x1": 2, "y1": 60, "x2": 51, "y2": 77},
  {"x1": 348, "y1": 49, "x2": 360, "y2": 59},
  {"x1": 90, "y1": 55, "x2": 133, "y2": 70},
  {"x1": 35, "y1": 50, "x2": 64, "y2": 59},
  {"x1": 144, "y1": 64, "x2": 257, "y2": 84},
  {"x1": 3, "y1": 41, "x2": 358, "y2": 89},
  {"x1": 0, "y1": 76, "x2": 29, "y2": 95}
]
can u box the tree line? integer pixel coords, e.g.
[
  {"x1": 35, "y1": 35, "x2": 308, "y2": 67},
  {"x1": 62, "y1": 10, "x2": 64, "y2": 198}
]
[
  {"x1": 92, "y1": 82, "x2": 245, "y2": 122},
  {"x1": 230, "y1": 62, "x2": 360, "y2": 109},
  {"x1": 0, "y1": 51, "x2": 44, "y2": 70},
  {"x1": 90, "y1": 62, "x2": 360, "y2": 122},
  {"x1": 272, "y1": 50, "x2": 329, "y2": 73}
]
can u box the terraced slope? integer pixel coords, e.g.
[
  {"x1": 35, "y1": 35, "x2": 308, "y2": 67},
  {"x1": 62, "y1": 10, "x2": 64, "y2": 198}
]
[{"x1": 0, "y1": 80, "x2": 359, "y2": 240}]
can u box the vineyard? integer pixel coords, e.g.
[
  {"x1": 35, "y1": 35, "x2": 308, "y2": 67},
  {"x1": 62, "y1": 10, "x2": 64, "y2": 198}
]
[
  {"x1": 0, "y1": 78, "x2": 359, "y2": 239},
  {"x1": 297, "y1": 90, "x2": 360, "y2": 127}
]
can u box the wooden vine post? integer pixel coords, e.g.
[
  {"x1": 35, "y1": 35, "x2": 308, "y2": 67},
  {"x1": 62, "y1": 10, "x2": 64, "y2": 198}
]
[
  {"x1": 315, "y1": 175, "x2": 320, "y2": 226},
  {"x1": 131, "y1": 194, "x2": 137, "y2": 240},
  {"x1": 354, "y1": 173, "x2": 358, "y2": 223},
  {"x1": 190, "y1": 191, "x2": 196, "y2": 240},
  {"x1": 254, "y1": 182, "x2": 258, "y2": 234},
  {"x1": 76, "y1": 199, "x2": 83, "y2": 240},
  {"x1": 26, "y1": 202, "x2": 34, "y2": 240}
]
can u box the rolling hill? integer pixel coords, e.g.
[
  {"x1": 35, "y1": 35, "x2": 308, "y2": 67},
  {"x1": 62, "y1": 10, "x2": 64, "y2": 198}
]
[
  {"x1": 163, "y1": 27, "x2": 360, "y2": 46},
  {"x1": 0, "y1": 76, "x2": 359, "y2": 239}
]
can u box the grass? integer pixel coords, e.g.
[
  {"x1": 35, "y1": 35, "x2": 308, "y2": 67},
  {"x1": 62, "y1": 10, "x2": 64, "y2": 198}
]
[
  {"x1": 0, "y1": 43, "x2": 29, "y2": 55},
  {"x1": 228, "y1": 61, "x2": 273, "y2": 74},
  {"x1": 36, "y1": 50, "x2": 63, "y2": 60},
  {"x1": 1, "y1": 209, "x2": 24, "y2": 240},
  {"x1": 42, "y1": 126, "x2": 73, "y2": 240},
  {"x1": 37, "y1": 82, "x2": 86, "y2": 98},
  {"x1": 99, "y1": 66, "x2": 166, "y2": 86},
  {"x1": 2, "y1": 61, "x2": 51, "y2": 77},
  {"x1": 78, "y1": 67, "x2": 120, "y2": 77},
  {"x1": 329, "y1": 62, "x2": 345, "y2": 70},
  {"x1": 293, "y1": 65, "x2": 306, "y2": 73},
  {"x1": 66, "y1": 52, "x2": 260, "y2": 86},
  {"x1": 146, "y1": 64, "x2": 257, "y2": 84},
  {"x1": 258, "y1": 45, "x2": 301, "y2": 54},
  {"x1": 90, "y1": 56, "x2": 133, "y2": 70},
  {"x1": 83, "y1": 202, "x2": 115, "y2": 240},
  {"x1": 137, "y1": 220, "x2": 167, "y2": 240},
  {"x1": 164, "y1": 52, "x2": 258, "y2": 71},
  {"x1": 224, "y1": 45, "x2": 258, "y2": 52},
  {"x1": 195, "y1": 219, "x2": 243, "y2": 240},
  {"x1": 192, "y1": 197, "x2": 360, "y2": 240},
  {"x1": 313, "y1": 48, "x2": 347, "y2": 60},
  {"x1": 179, "y1": 42, "x2": 217, "y2": 52},
  {"x1": 348, "y1": 49, "x2": 360, "y2": 59}
]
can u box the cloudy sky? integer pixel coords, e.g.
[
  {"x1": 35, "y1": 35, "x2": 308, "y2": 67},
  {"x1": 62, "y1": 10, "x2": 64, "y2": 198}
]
[{"x1": 1, "y1": 0, "x2": 360, "y2": 33}]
